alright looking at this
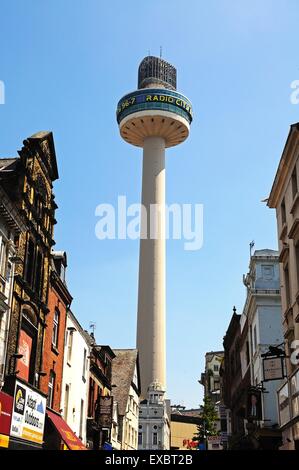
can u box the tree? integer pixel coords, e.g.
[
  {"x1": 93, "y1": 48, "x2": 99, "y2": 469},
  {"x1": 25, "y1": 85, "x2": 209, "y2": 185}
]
[{"x1": 194, "y1": 396, "x2": 219, "y2": 444}]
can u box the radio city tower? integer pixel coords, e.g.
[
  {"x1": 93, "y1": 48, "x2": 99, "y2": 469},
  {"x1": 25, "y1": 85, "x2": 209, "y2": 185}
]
[{"x1": 116, "y1": 56, "x2": 193, "y2": 396}]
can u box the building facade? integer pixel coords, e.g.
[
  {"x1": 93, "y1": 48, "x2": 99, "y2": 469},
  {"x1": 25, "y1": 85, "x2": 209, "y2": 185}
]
[
  {"x1": 60, "y1": 309, "x2": 90, "y2": 445},
  {"x1": 200, "y1": 351, "x2": 224, "y2": 406},
  {"x1": 170, "y1": 412, "x2": 203, "y2": 450},
  {"x1": 268, "y1": 122, "x2": 299, "y2": 449},
  {"x1": 86, "y1": 343, "x2": 115, "y2": 449},
  {"x1": 222, "y1": 250, "x2": 284, "y2": 449},
  {"x1": 222, "y1": 308, "x2": 242, "y2": 445},
  {"x1": 39, "y1": 251, "x2": 72, "y2": 411},
  {"x1": 0, "y1": 132, "x2": 59, "y2": 449},
  {"x1": 111, "y1": 349, "x2": 141, "y2": 450},
  {"x1": 242, "y1": 250, "x2": 283, "y2": 434},
  {"x1": 138, "y1": 381, "x2": 171, "y2": 450},
  {"x1": 1, "y1": 133, "x2": 58, "y2": 392},
  {"x1": 0, "y1": 186, "x2": 26, "y2": 388}
]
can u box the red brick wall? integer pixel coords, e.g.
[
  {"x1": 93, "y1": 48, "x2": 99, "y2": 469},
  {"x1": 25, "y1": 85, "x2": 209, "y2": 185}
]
[{"x1": 40, "y1": 283, "x2": 67, "y2": 412}]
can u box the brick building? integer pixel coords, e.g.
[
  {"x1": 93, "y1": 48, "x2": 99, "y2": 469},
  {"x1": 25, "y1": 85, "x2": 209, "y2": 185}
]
[{"x1": 39, "y1": 251, "x2": 72, "y2": 411}]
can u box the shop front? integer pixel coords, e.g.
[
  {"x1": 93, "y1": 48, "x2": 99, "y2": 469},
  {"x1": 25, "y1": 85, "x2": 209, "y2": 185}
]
[
  {"x1": 8, "y1": 378, "x2": 47, "y2": 450},
  {"x1": 43, "y1": 409, "x2": 87, "y2": 450},
  {"x1": 0, "y1": 391, "x2": 13, "y2": 449}
]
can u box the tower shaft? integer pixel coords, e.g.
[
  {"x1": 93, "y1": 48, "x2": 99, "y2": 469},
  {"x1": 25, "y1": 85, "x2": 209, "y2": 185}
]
[{"x1": 137, "y1": 136, "x2": 166, "y2": 397}]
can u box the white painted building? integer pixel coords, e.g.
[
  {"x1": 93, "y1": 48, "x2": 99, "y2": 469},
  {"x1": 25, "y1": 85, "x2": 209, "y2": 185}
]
[
  {"x1": 138, "y1": 381, "x2": 171, "y2": 450},
  {"x1": 110, "y1": 401, "x2": 121, "y2": 450},
  {"x1": 0, "y1": 186, "x2": 25, "y2": 387},
  {"x1": 242, "y1": 249, "x2": 284, "y2": 426},
  {"x1": 60, "y1": 309, "x2": 90, "y2": 445}
]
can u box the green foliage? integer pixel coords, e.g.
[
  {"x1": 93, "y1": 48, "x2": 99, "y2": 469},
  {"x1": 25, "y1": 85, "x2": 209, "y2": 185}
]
[{"x1": 194, "y1": 396, "x2": 219, "y2": 443}]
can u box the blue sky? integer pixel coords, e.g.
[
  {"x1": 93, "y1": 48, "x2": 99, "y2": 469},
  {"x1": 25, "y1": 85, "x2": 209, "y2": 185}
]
[{"x1": 0, "y1": 0, "x2": 298, "y2": 408}]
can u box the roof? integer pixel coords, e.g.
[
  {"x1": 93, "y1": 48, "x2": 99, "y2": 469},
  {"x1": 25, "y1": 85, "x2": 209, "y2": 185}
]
[
  {"x1": 94, "y1": 345, "x2": 116, "y2": 360},
  {"x1": 223, "y1": 312, "x2": 241, "y2": 350},
  {"x1": 0, "y1": 131, "x2": 59, "y2": 183},
  {"x1": 0, "y1": 158, "x2": 18, "y2": 172},
  {"x1": 28, "y1": 131, "x2": 59, "y2": 181},
  {"x1": 111, "y1": 349, "x2": 139, "y2": 416},
  {"x1": 171, "y1": 413, "x2": 203, "y2": 425},
  {"x1": 252, "y1": 249, "x2": 279, "y2": 257}
]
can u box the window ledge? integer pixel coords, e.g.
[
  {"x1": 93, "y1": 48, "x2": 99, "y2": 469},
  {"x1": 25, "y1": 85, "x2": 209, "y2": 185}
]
[
  {"x1": 288, "y1": 218, "x2": 299, "y2": 240},
  {"x1": 283, "y1": 305, "x2": 293, "y2": 319},
  {"x1": 279, "y1": 222, "x2": 288, "y2": 240},
  {"x1": 51, "y1": 344, "x2": 59, "y2": 355},
  {"x1": 290, "y1": 192, "x2": 299, "y2": 214},
  {"x1": 279, "y1": 245, "x2": 289, "y2": 263}
]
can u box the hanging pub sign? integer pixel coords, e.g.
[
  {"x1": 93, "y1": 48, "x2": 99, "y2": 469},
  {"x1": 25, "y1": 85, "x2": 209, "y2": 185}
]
[
  {"x1": 246, "y1": 389, "x2": 262, "y2": 421},
  {"x1": 97, "y1": 396, "x2": 113, "y2": 428},
  {"x1": 263, "y1": 356, "x2": 285, "y2": 381}
]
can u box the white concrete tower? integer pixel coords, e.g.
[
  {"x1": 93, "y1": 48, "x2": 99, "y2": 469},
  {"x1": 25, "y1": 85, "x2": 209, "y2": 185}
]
[{"x1": 116, "y1": 56, "x2": 193, "y2": 397}]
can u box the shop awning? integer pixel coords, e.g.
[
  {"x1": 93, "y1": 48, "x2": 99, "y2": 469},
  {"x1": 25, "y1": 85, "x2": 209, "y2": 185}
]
[
  {"x1": 0, "y1": 391, "x2": 13, "y2": 448},
  {"x1": 46, "y1": 410, "x2": 87, "y2": 450}
]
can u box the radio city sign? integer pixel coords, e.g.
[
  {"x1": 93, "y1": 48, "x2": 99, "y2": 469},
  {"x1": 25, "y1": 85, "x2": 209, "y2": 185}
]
[{"x1": 116, "y1": 89, "x2": 193, "y2": 124}]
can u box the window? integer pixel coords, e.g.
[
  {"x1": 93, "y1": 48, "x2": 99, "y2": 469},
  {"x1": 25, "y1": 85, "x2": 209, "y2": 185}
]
[
  {"x1": 284, "y1": 264, "x2": 291, "y2": 307},
  {"x1": 52, "y1": 309, "x2": 59, "y2": 348},
  {"x1": 253, "y1": 325, "x2": 257, "y2": 352},
  {"x1": 230, "y1": 352, "x2": 235, "y2": 375},
  {"x1": 47, "y1": 370, "x2": 55, "y2": 408},
  {"x1": 292, "y1": 168, "x2": 298, "y2": 199},
  {"x1": 79, "y1": 399, "x2": 84, "y2": 439},
  {"x1": 0, "y1": 239, "x2": 7, "y2": 277},
  {"x1": 17, "y1": 312, "x2": 38, "y2": 385},
  {"x1": 6, "y1": 261, "x2": 11, "y2": 281},
  {"x1": 64, "y1": 384, "x2": 70, "y2": 421},
  {"x1": 214, "y1": 364, "x2": 219, "y2": 372},
  {"x1": 34, "y1": 193, "x2": 43, "y2": 218},
  {"x1": 153, "y1": 432, "x2": 158, "y2": 445},
  {"x1": 246, "y1": 340, "x2": 250, "y2": 366},
  {"x1": 82, "y1": 348, "x2": 87, "y2": 381},
  {"x1": 34, "y1": 250, "x2": 43, "y2": 296},
  {"x1": 24, "y1": 239, "x2": 35, "y2": 286},
  {"x1": 296, "y1": 242, "x2": 299, "y2": 284},
  {"x1": 214, "y1": 380, "x2": 220, "y2": 391},
  {"x1": 262, "y1": 265, "x2": 274, "y2": 280},
  {"x1": 281, "y1": 199, "x2": 286, "y2": 226},
  {"x1": 67, "y1": 330, "x2": 73, "y2": 363},
  {"x1": 88, "y1": 378, "x2": 95, "y2": 417},
  {"x1": 60, "y1": 263, "x2": 66, "y2": 283}
]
